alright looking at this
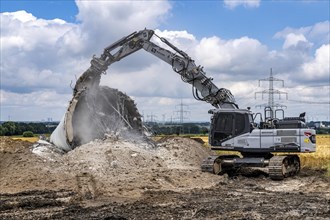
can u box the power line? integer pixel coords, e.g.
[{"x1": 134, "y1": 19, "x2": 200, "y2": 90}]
[
  {"x1": 288, "y1": 99, "x2": 330, "y2": 104},
  {"x1": 146, "y1": 113, "x2": 157, "y2": 123},
  {"x1": 286, "y1": 84, "x2": 330, "y2": 89}
]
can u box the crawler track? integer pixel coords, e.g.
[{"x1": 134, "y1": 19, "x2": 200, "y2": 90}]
[
  {"x1": 269, "y1": 155, "x2": 300, "y2": 180},
  {"x1": 202, "y1": 154, "x2": 301, "y2": 180},
  {"x1": 201, "y1": 156, "x2": 220, "y2": 173},
  {"x1": 269, "y1": 156, "x2": 287, "y2": 180}
]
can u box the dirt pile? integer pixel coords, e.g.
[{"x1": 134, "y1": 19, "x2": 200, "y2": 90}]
[
  {"x1": 1, "y1": 136, "x2": 222, "y2": 197},
  {"x1": 156, "y1": 136, "x2": 212, "y2": 169},
  {"x1": 56, "y1": 136, "x2": 219, "y2": 199},
  {"x1": 0, "y1": 136, "x2": 31, "y2": 153},
  {"x1": 1, "y1": 136, "x2": 329, "y2": 219}
]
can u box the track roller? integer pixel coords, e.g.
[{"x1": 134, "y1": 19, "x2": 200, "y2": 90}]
[
  {"x1": 201, "y1": 156, "x2": 220, "y2": 174},
  {"x1": 201, "y1": 155, "x2": 240, "y2": 175}
]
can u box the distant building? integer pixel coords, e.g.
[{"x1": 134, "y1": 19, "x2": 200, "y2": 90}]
[{"x1": 314, "y1": 122, "x2": 325, "y2": 128}]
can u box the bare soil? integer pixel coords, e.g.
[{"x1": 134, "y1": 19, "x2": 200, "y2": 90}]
[{"x1": 0, "y1": 136, "x2": 329, "y2": 220}]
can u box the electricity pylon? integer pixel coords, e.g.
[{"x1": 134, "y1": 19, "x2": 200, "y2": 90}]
[{"x1": 255, "y1": 68, "x2": 288, "y2": 117}]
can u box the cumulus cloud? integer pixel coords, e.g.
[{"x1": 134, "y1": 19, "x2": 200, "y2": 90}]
[
  {"x1": 0, "y1": 2, "x2": 174, "y2": 121},
  {"x1": 0, "y1": 90, "x2": 69, "y2": 107},
  {"x1": 0, "y1": 89, "x2": 71, "y2": 121},
  {"x1": 101, "y1": 61, "x2": 192, "y2": 99},
  {"x1": 282, "y1": 33, "x2": 312, "y2": 50},
  {"x1": 76, "y1": 0, "x2": 171, "y2": 32},
  {"x1": 0, "y1": 10, "x2": 81, "y2": 94},
  {"x1": 1, "y1": 2, "x2": 329, "y2": 121},
  {"x1": 75, "y1": 0, "x2": 171, "y2": 54},
  {"x1": 274, "y1": 21, "x2": 330, "y2": 48},
  {"x1": 194, "y1": 36, "x2": 269, "y2": 76},
  {"x1": 1, "y1": 11, "x2": 73, "y2": 51},
  {"x1": 302, "y1": 44, "x2": 330, "y2": 81},
  {"x1": 154, "y1": 29, "x2": 197, "y2": 48},
  {"x1": 272, "y1": 22, "x2": 329, "y2": 86},
  {"x1": 224, "y1": 0, "x2": 260, "y2": 9}
]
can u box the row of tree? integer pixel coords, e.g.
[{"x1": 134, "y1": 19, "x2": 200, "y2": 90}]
[
  {"x1": 144, "y1": 122, "x2": 209, "y2": 135},
  {"x1": 0, "y1": 121, "x2": 209, "y2": 137},
  {"x1": 0, "y1": 121, "x2": 58, "y2": 136}
]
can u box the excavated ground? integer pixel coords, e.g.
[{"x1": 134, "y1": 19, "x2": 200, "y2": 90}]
[{"x1": 0, "y1": 136, "x2": 329, "y2": 220}]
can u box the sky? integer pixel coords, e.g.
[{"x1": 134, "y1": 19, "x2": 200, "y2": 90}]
[{"x1": 0, "y1": 0, "x2": 329, "y2": 122}]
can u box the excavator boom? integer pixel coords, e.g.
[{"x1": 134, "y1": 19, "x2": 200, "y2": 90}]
[{"x1": 74, "y1": 29, "x2": 238, "y2": 109}]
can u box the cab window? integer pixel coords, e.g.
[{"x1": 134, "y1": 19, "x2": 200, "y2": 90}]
[{"x1": 234, "y1": 113, "x2": 245, "y2": 135}]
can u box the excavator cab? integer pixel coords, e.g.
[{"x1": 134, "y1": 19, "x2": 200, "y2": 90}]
[{"x1": 209, "y1": 109, "x2": 253, "y2": 146}]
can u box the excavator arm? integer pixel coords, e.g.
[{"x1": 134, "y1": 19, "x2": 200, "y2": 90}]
[{"x1": 74, "y1": 29, "x2": 238, "y2": 109}]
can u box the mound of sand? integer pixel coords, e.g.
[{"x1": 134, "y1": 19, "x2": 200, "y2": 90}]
[
  {"x1": 0, "y1": 137, "x2": 31, "y2": 153},
  {"x1": 0, "y1": 136, "x2": 223, "y2": 199}
]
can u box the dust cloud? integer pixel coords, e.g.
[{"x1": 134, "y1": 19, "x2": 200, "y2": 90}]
[
  {"x1": 70, "y1": 86, "x2": 143, "y2": 148},
  {"x1": 50, "y1": 85, "x2": 143, "y2": 151}
]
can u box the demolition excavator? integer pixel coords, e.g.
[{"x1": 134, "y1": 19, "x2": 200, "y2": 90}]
[{"x1": 68, "y1": 29, "x2": 316, "y2": 180}]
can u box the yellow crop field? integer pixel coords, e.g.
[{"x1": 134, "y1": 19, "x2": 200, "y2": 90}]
[
  {"x1": 299, "y1": 135, "x2": 330, "y2": 170},
  {"x1": 11, "y1": 136, "x2": 39, "y2": 143}
]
